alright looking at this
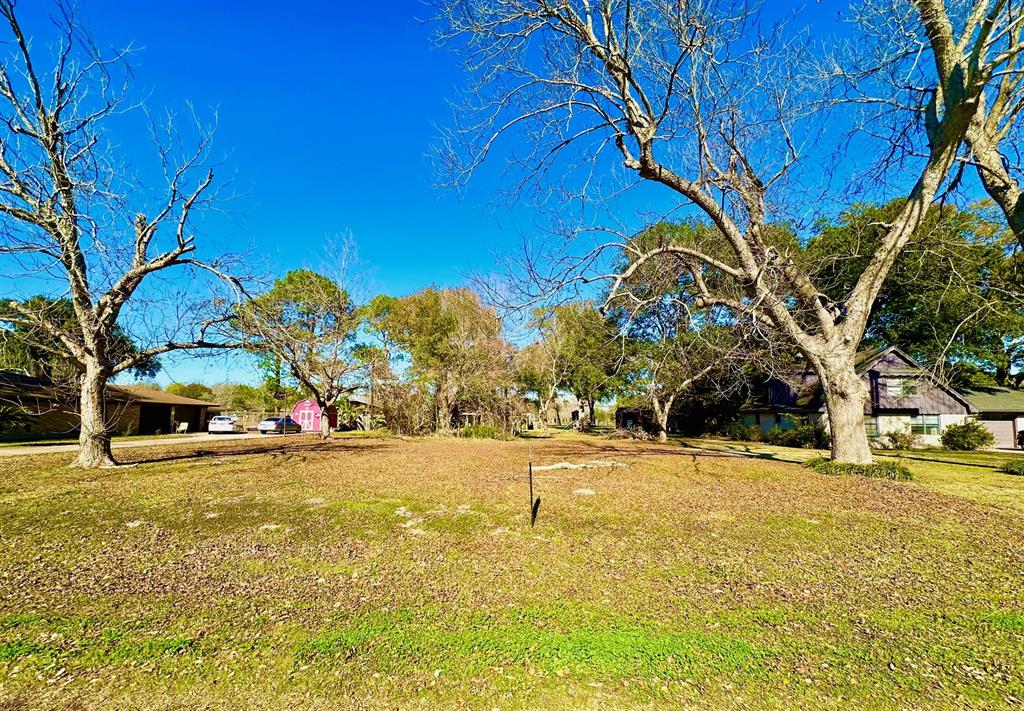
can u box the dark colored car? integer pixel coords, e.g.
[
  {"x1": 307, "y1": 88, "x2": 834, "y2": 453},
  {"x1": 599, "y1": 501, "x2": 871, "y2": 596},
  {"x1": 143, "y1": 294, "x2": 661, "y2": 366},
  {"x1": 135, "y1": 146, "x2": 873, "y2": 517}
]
[{"x1": 257, "y1": 416, "x2": 302, "y2": 434}]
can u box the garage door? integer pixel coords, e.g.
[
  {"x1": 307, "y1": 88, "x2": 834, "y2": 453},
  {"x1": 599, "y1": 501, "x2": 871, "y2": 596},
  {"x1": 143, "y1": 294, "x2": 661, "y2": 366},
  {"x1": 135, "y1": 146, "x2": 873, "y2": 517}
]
[{"x1": 980, "y1": 419, "x2": 1016, "y2": 448}]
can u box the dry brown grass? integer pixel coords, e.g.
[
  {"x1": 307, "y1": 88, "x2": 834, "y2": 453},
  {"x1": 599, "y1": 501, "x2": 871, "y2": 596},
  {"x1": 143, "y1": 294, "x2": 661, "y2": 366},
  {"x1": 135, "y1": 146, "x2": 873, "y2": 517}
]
[{"x1": 0, "y1": 433, "x2": 1022, "y2": 709}]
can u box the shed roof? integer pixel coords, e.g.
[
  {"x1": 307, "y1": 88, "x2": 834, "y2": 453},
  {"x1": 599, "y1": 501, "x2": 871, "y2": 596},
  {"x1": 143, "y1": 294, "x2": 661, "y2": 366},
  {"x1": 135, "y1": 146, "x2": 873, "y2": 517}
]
[{"x1": 959, "y1": 386, "x2": 1024, "y2": 414}]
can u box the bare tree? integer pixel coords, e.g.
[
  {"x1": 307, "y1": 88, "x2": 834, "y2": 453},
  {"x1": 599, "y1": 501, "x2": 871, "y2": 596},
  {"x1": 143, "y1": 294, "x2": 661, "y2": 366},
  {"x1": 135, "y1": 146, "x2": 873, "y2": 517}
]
[
  {"x1": 0, "y1": 2, "x2": 242, "y2": 467},
  {"x1": 436, "y1": 0, "x2": 1021, "y2": 463},
  {"x1": 829, "y1": 0, "x2": 1024, "y2": 246},
  {"x1": 964, "y1": 12, "x2": 1024, "y2": 244}
]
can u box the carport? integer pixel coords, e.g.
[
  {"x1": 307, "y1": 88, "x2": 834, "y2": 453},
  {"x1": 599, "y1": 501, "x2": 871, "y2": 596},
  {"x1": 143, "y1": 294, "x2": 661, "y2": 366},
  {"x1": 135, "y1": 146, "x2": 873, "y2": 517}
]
[{"x1": 118, "y1": 387, "x2": 220, "y2": 435}]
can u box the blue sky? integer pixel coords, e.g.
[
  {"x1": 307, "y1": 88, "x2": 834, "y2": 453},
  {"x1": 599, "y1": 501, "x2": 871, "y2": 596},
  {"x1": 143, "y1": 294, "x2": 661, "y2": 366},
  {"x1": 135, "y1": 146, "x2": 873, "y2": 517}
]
[
  {"x1": 13, "y1": 0, "x2": 531, "y2": 384},
  {"x1": 9, "y1": 1, "x2": 863, "y2": 386}
]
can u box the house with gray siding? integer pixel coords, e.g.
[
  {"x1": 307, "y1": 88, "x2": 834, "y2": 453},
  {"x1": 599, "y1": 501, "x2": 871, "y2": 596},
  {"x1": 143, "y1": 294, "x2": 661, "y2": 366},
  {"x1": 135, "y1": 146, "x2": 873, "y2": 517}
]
[{"x1": 740, "y1": 346, "x2": 977, "y2": 445}]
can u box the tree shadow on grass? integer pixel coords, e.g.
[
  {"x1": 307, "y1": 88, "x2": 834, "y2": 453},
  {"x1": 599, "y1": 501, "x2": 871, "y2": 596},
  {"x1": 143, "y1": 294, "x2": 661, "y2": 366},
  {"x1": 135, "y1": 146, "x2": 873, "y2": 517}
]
[
  {"x1": 122, "y1": 439, "x2": 396, "y2": 466},
  {"x1": 874, "y1": 452, "x2": 1002, "y2": 470},
  {"x1": 533, "y1": 436, "x2": 778, "y2": 462}
]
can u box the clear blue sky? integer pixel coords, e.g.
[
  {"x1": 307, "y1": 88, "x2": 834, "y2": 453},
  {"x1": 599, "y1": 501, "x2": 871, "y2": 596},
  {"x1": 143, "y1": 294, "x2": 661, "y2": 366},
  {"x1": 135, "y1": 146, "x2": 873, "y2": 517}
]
[
  {"x1": 12, "y1": 1, "x2": 861, "y2": 386},
  {"x1": 14, "y1": 0, "x2": 533, "y2": 384},
  {"x1": 49, "y1": 0, "x2": 518, "y2": 293}
]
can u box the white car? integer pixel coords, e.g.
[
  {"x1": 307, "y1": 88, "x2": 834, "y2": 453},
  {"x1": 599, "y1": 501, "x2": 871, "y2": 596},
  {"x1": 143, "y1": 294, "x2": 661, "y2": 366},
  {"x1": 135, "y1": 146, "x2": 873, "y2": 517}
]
[{"x1": 208, "y1": 415, "x2": 244, "y2": 434}]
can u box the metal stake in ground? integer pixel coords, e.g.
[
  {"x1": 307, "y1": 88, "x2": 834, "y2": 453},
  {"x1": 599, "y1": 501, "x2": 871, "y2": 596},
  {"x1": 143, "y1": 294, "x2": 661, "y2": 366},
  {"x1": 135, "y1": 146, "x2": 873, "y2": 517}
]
[{"x1": 528, "y1": 448, "x2": 540, "y2": 527}]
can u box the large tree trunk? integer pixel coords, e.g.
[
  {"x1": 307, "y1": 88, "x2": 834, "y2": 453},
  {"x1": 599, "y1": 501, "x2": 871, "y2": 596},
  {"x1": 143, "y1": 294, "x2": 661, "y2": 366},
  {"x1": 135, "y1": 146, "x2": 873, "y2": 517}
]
[
  {"x1": 651, "y1": 395, "x2": 673, "y2": 444},
  {"x1": 817, "y1": 357, "x2": 872, "y2": 464},
  {"x1": 436, "y1": 384, "x2": 457, "y2": 433},
  {"x1": 538, "y1": 396, "x2": 551, "y2": 429},
  {"x1": 73, "y1": 363, "x2": 116, "y2": 468},
  {"x1": 576, "y1": 396, "x2": 592, "y2": 429},
  {"x1": 967, "y1": 117, "x2": 1024, "y2": 248},
  {"x1": 318, "y1": 399, "x2": 332, "y2": 440}
]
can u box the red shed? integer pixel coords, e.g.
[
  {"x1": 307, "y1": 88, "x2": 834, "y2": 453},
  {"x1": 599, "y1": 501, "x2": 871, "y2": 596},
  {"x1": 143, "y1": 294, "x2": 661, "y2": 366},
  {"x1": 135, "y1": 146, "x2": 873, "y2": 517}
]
[{"x1": 291, "y1": 399, "x2": 337, "y2": 432}]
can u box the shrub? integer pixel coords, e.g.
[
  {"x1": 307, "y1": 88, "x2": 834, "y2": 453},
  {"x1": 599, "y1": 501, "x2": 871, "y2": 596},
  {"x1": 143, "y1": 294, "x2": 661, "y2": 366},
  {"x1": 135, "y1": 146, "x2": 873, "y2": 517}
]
[
  {"x1": 807, "y1": 456, "x2": 912, "y2": 481},
  {"x1": 763, "y1": 423, "x2": 831, "y2": 449},
  {"x1": 458, "y1": 424, "x2": 506, "y2": 440},
  {"x1": 0, "y1": 404, "x2": 29, "y2": 434},
  {"x1": 1000, "y1": 460, "x2": 1024, "y2": 476},
  {"x1": 724, "y1": 421, "x2": 761, "y2": 442},
  {"x1": 940, "y1": 419, "x2": 995, "y2": 451},
  {"x1": 878, "y1": 427, "x2": 922, "y2": 451}
]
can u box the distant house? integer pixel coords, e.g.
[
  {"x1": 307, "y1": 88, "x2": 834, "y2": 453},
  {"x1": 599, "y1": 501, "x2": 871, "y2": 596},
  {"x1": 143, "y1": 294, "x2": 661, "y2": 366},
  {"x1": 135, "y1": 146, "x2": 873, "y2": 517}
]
[
  {"x1": 0, "y1": 371, "x2": 219, "y2": 437},
  {"x1": 615, "y1": 406, "x2": 686, "y2": 433},
  {"x1": 958, "y1": 386, "x2": 1024, "y2": 448},
  {"x1": 739, "y1": 346, "x2": 977, "y2": 446}
]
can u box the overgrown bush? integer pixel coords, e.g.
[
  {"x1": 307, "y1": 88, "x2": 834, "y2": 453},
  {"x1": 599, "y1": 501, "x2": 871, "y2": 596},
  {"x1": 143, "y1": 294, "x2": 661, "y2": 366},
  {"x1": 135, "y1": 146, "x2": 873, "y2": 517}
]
[
  {"x1": 877, "y1": 427, "x2": 922, "y2": 450},
  {"x1": 374, "y1": 381, "x2": 434, "y2": 436},
  {"x1": 999, "y1": 460, "x2": 1024, "y2": 476},
  {"x1": 807, "y1": 457, "x2": 912, "y2": 481},
  {"x1": 724, "y1": 421, "x2": 761, "y2": 442},
  {"x1": 940, "y1": 419, "x2": 995, "y2": 451},
  {"x1": 764, "y1": 423, "x2": 830, "y2": 449},
  {"x1": 458, "y1": 424, "x2": 507, "y2": 440}
]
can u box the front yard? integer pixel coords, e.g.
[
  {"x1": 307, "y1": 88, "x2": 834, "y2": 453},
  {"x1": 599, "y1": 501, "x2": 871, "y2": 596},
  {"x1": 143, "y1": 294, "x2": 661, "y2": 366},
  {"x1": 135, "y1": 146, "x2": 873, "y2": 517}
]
[
  {"x1": 0, "y1": 433, "x2": 1022, "y2": 708},
  {"x1": 683, "y1": 437, "x2": 1024, "y2": 511}
]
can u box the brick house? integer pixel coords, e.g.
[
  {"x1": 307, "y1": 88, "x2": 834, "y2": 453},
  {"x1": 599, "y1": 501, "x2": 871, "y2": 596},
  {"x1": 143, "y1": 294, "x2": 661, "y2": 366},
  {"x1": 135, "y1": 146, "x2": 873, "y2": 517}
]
[{"x1": 0, "y1": 371, "x2": 219, "y2": 438}]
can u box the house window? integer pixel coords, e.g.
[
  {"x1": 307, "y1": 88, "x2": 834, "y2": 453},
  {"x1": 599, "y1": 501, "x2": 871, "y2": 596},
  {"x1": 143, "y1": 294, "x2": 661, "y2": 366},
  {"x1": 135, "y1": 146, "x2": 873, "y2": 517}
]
[
  {"x1": 887, "y1": 378, "x2": 918, "y2": 398},
  {"x1": 910, "y1": 415, "x2": 940, "y2": 435},
  {"x1": 864, "y1": 417, "x2": 878, "y2": 437}
]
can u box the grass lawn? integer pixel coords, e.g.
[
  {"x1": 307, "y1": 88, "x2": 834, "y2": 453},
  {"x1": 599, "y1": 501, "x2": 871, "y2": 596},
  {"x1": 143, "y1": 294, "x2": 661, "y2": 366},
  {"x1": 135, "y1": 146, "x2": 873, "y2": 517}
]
[
  {"x1": 1, "y1": 433, "x2": 1023, "y2": 709},
  {"x1": 681, "y1": 437, "x2": 1024, "y2": 512}
]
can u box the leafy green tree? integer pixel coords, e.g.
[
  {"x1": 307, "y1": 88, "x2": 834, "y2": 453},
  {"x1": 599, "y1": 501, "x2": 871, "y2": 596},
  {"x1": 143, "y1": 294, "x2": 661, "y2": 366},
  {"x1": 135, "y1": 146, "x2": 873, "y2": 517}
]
[
  {"x1": 211, "y1": 382, "x2": 289, "y2": 413},
  {"x1": 236, "y1": 270, "x2": 362, "y2": 437},
  {"x1": 0, "y1": 297, "x2": 160, "y2": 382},
  {"x1": 542, "y1": 302, "x2": 624, "y2": 429},
  {"x1": 371, "y1": 288, "x2": 513, "y2": 432},
  {"x1": 0, "y1": 403, "x2": 29, "y2": 434},
  {"x1": 608, "y1": 227, "x2": 747, "y2": 441},
  {"x1": 514, "y1": 342, "x2": 557, "y2": 425},
  {"x1": 165, "y1": 382, "x2": 216, "y2": 402},
  {"x1": 623, "y1": 321, "x2": 741, "y2": 443},
  {"x1": 806, "y1": 202, "x2": 1024, "y2": 387}
]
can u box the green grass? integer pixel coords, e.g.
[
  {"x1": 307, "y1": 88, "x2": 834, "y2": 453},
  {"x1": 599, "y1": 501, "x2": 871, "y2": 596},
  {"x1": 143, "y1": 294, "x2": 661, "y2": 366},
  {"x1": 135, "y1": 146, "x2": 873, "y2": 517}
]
[
  {"x1": 683, "y1": 436, "x2": 1024, "y2": 511},
  {"x1": 0, "y1": 434, "x2": 1022, "y2": 708}
]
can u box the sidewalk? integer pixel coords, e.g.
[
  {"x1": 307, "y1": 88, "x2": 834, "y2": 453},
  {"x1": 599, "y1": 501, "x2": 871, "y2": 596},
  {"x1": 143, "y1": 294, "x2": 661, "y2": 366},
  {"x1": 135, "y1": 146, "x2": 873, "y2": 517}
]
[{"x1": 0, "y1": 431, "x2": 273, "y2": 457}]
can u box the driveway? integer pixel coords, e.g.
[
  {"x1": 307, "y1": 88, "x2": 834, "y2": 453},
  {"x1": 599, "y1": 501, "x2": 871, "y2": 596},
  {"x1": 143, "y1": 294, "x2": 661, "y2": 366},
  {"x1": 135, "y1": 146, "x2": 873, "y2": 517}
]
[{"x1": 0, "y1": 431, "x2": 308, "y2": 457}]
